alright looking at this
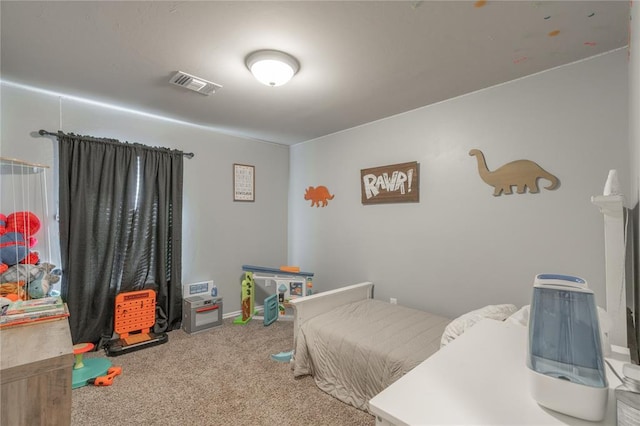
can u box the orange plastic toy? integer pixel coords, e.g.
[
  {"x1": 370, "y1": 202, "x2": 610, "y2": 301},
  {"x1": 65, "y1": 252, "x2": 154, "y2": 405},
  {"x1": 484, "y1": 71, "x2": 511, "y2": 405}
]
[
  {"x1": 72, "y1": 342, "x2": 95, "y2": 370},
  {"x1": 114, "y1": 290, "x2": 156, "y2": 341},
  {"x1": 89, "y1": 366, "x2": 122, "y2": 386},
  {"x1": 105, "y1": 289, "x2": 168, "y2": 356}
]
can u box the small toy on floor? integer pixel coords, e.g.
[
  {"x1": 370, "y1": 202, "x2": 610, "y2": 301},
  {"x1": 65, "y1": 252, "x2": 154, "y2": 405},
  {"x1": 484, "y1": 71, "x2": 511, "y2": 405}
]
[
  {"x1": 72, "y1": 342, "x2": 113, "y2": 389},
  {"x1": 271, "y1": 350, "x2": 293, "y2": 363},
  {"x1": 88, "y1": 366, "x2": 122, "y2": 386}
]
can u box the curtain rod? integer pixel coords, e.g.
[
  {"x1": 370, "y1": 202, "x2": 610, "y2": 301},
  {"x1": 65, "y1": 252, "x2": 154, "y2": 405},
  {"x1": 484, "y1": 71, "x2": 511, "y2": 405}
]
[{"x1": 37, "y1": 129, "x2": 195, "y2": 159}]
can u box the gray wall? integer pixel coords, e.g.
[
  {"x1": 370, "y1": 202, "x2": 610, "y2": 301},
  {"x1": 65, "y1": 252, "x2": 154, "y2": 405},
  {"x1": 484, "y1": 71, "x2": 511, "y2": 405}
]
[
  {"x1": 1, "y1": 48, "x2": 631, "y2": 322},
  {"x1": 289, "y1": 50, "x2": 629, "y2": 319},
  {"x1": 0, "y1": 83, "x2": 290, "y2": 315}
]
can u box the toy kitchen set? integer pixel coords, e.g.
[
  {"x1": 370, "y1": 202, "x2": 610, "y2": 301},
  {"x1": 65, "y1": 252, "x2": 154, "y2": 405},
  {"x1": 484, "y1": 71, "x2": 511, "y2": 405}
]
[{"x1": 182, "y1": 280, "x2": 223, "y2": 334}]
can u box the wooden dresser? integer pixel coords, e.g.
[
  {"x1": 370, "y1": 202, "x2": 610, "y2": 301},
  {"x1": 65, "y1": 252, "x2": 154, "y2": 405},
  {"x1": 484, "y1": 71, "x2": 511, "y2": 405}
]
[{"x1": 0, "y1": 317, "x2": 74, "y2": 426}]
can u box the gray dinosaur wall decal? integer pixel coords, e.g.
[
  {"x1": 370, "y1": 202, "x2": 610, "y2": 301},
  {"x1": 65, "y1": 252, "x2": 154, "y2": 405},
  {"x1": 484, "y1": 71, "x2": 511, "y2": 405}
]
[{"x1": 469, "y1": 149, "x2": 560, "y2": 196}]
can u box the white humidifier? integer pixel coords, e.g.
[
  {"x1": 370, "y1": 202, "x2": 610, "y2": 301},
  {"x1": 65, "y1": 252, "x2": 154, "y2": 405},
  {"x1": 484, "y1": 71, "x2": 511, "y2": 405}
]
[{"x1": 526, "y1": 274, "x2": 609, "y2": 422}]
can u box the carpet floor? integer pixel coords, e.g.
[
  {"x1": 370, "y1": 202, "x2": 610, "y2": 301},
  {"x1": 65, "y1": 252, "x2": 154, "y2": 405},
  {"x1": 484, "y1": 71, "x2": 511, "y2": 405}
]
[{"x1": 73, "y1": 318, "x2": 375, "y2": 426}]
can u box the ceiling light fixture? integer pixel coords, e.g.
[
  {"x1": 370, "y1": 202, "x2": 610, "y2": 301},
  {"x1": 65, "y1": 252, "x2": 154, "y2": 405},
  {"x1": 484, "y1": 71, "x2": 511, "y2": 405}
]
[{"x1": 246, "y1": 50, "x2": 300, "y2": 87}]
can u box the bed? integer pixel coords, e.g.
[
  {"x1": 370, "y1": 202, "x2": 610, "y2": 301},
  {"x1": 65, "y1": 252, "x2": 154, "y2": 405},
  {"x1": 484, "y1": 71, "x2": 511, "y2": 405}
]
[{"x1": 289, "y1": 282, "x2": 450, "y2": 412}]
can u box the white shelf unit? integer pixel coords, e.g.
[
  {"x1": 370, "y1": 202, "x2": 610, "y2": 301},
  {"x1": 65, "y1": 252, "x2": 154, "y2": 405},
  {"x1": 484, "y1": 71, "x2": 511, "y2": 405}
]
[{"x1": 591, "y1": 194, "x2": 628, "y2": 348}]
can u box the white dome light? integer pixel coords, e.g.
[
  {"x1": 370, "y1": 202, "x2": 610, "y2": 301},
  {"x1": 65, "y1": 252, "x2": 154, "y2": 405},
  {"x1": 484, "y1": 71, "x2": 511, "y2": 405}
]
[{"x1": 246, "y1": 50, "x2": 300, "y2": 87}]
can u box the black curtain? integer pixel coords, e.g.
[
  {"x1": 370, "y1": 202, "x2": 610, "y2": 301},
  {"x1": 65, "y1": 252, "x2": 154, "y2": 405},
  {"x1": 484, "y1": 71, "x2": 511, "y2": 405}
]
[{"x1": 58, "y1": 133, "x2": 183, "y2": 345}]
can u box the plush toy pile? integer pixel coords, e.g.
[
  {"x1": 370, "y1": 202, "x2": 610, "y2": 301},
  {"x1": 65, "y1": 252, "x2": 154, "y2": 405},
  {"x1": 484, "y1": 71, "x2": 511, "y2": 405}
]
[{"x1": 0, "y1": 211, "x2": 61, "y2": 301}]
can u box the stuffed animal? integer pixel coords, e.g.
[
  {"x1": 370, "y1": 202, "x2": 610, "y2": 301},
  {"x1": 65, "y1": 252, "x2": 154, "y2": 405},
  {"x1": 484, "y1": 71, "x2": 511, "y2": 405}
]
[
  {"x1": 0, "y1": 282, "x2": 25, "y2": 301},
  {"x1": 0, "y1": 263, "x2": 61, "y2": 299},
  {"x1": 27, "y1": 276, "x2": 49, "y2": 299},
  {"x1": 6, "y1": 212, "x2": 40, "y2": 248},
  {"x1": 0, "y1": 232, "x2": 29, "y2": 262},
  {"x1": 6, "y1": 212, "x2": 40, "y2": 237},
  {"x1": 0, "y1": 211, "x2": 41, "y2": 273},
  {"x1": 0, "y1": 263, "x2": 59, "y2": 284}
]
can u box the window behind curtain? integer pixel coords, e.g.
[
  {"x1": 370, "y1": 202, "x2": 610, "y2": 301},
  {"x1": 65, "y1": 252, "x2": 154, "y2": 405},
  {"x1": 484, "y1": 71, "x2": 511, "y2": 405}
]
[{"x1": 57, "y1": 133, "x2": 183, "y2": 345}]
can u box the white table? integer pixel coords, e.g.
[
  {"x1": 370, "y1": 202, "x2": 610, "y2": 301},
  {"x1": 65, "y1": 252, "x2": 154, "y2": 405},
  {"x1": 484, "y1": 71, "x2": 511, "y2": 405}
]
[{"x1": 369, "y1": 319, "x2": 628, "y2": 426}]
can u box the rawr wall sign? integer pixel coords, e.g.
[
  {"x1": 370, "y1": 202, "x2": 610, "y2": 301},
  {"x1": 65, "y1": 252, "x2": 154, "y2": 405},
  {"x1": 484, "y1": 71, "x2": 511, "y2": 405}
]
[{"x1": 360, "y1": 161, "x2": 419, "y2": 205}]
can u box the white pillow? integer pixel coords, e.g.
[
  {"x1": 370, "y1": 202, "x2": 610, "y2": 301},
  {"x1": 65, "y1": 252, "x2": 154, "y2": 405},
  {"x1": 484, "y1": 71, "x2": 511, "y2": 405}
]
[
  {"x1": 505, "y1": 305, "x2": 530, "y2": 326},
  {"x1": 506, "y1": 304, "x2": 611, "y2": 329},
  {"x1": 505, "y1": 304, "x2": 612, "y2": 356},
  {"x1": 440, "y1": 304, "x2": 518, "y2": 348}
]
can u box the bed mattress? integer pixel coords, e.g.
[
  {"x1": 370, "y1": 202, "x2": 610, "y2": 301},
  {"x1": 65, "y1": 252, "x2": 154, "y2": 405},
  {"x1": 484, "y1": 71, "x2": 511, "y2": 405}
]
[{"x1": 292, "y1": 299, "x2": 450, "y2": 411}]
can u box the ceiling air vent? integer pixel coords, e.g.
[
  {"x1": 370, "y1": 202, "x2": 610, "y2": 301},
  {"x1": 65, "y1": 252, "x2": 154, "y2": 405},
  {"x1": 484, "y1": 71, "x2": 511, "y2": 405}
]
[{"x1": 169, "y1": 71, "x2": 222, "y2": 96}]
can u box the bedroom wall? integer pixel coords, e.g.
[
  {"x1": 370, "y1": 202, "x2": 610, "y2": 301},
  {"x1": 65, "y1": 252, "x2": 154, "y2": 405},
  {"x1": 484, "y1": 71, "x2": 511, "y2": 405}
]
[
  {"x1": 288, "y1": 49, "x2": 629, "y2": 319},
  {"x1": 0, "y1": 83, "x2": 290, "y2": 316}
]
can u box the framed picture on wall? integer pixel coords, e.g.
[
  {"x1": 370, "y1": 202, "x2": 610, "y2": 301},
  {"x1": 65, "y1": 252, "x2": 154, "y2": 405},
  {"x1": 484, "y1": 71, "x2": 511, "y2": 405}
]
[
  {"x1": 360, "y1": 161, "x2": 419, "y2": 205},
  {"x1": 233, "y1": 163, "x2": 255, "y2": 202}
]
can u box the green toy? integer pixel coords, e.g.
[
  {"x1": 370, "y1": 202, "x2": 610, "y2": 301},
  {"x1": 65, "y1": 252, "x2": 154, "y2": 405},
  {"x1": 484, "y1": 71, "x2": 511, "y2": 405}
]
[
  {"x1": 233, "y1": 272, "x2": 256, "y2": 324},
  {"x1": 71, "y1": 343, "x2": 112, "y2": 389}
]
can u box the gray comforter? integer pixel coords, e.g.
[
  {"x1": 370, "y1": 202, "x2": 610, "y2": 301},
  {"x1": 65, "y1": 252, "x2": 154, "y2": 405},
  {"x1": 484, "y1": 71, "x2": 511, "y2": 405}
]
[{"x1": 292, "y1": 299, "x2": 450, "y2": 411}]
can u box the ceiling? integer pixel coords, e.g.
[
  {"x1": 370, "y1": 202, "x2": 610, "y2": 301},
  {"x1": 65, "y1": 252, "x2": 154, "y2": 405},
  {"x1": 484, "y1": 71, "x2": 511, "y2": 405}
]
[{"x1": 0, "y1": 1, "x2": 630, "y2": 146}]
